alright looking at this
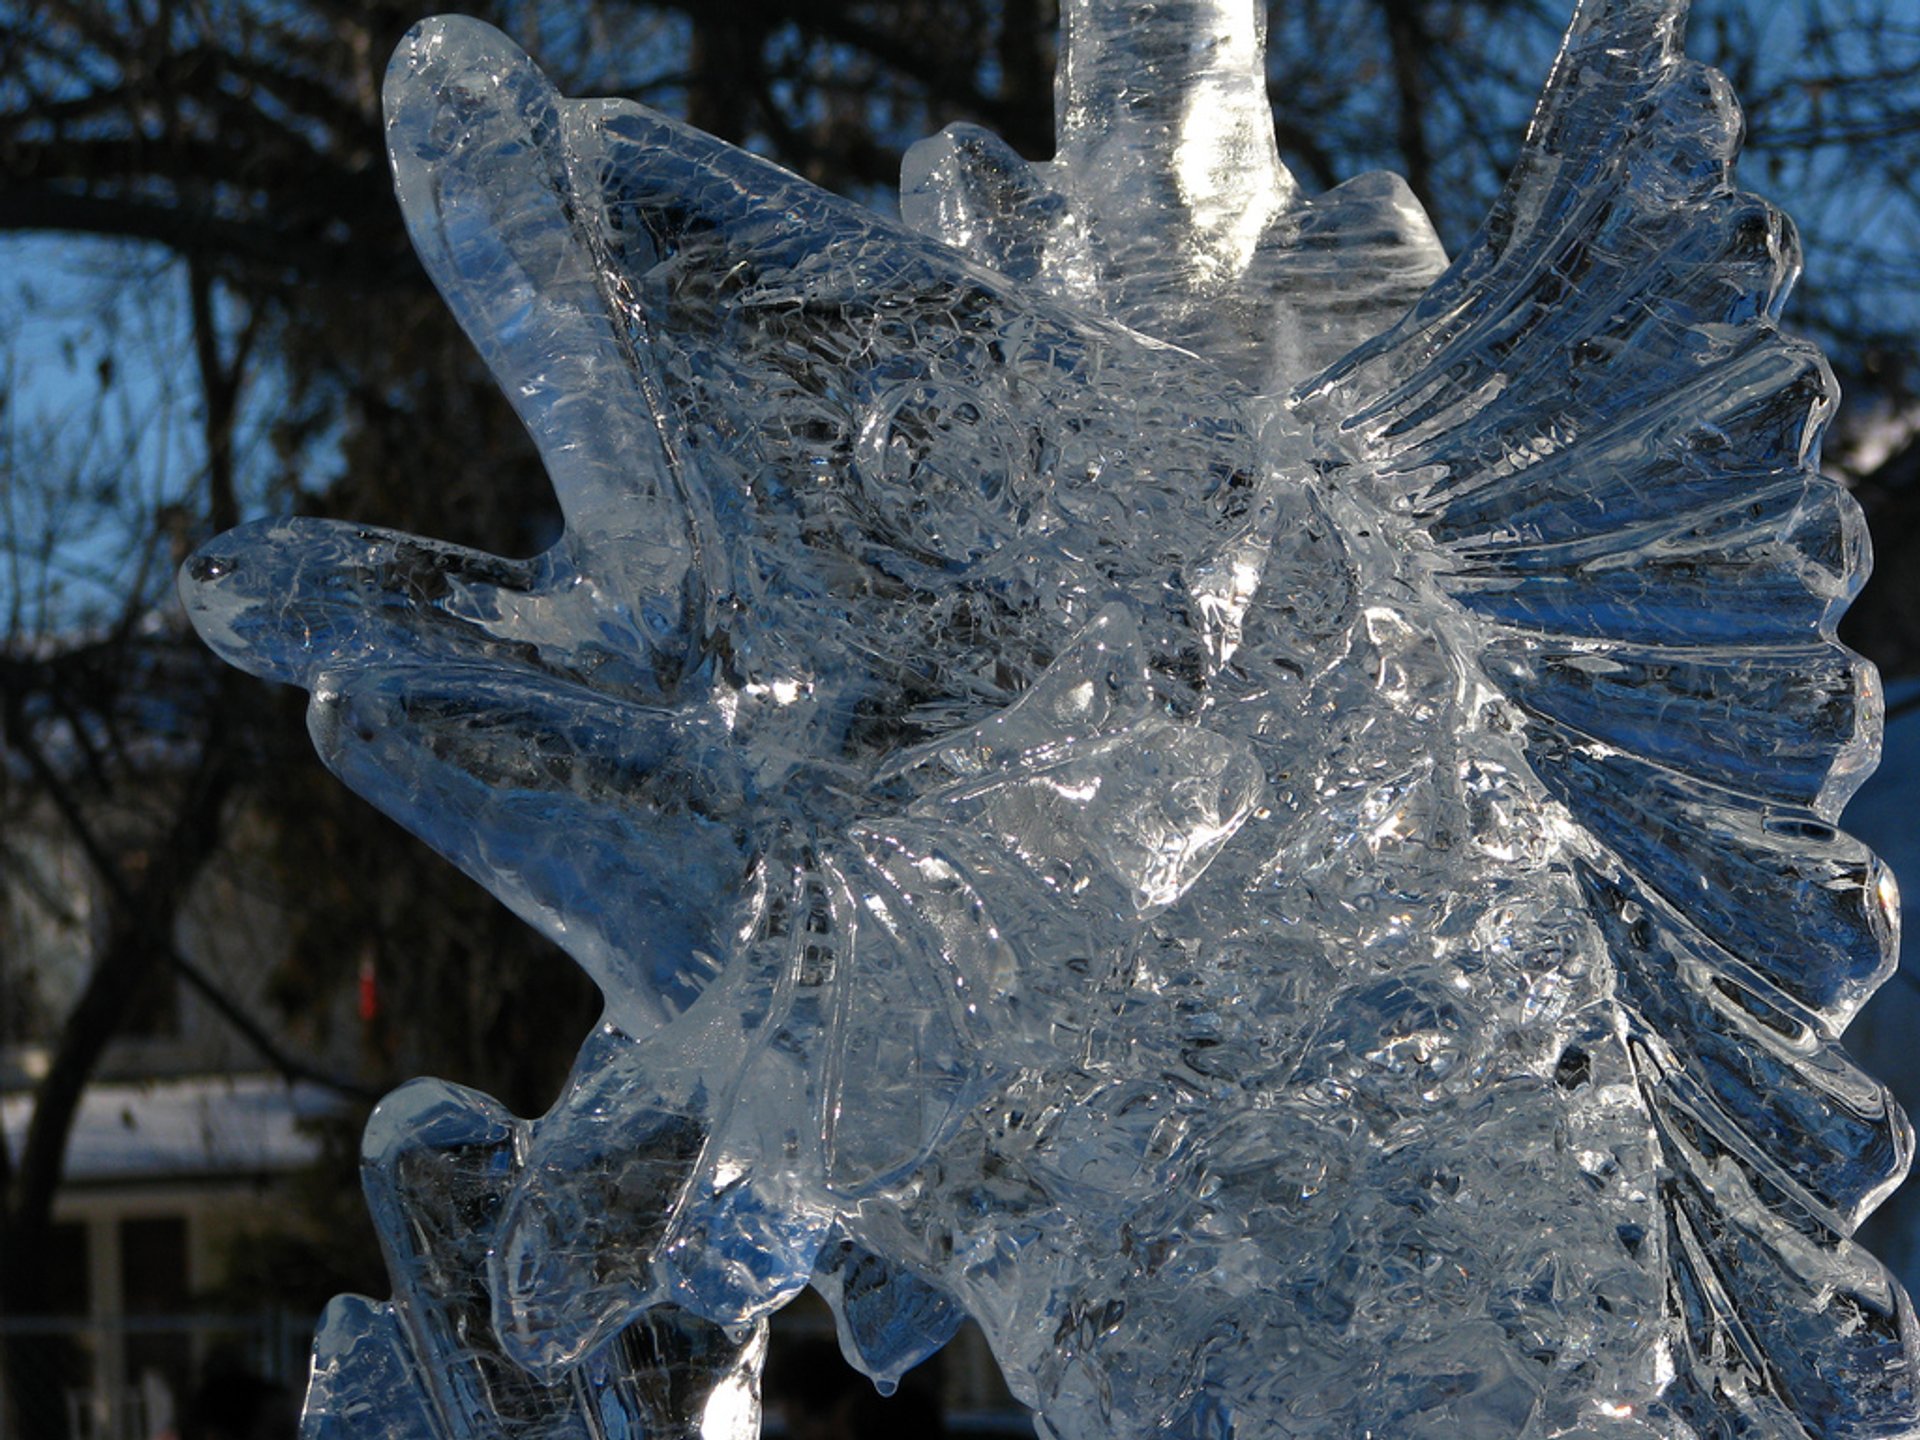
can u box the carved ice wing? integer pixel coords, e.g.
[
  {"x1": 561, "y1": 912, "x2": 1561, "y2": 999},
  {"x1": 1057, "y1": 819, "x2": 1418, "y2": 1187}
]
[
  {"x1": 184, "y1": 16, "x2": 1273, "y2": 1035},
  {"x1": 378, "y1": 17, "x2": 1274, "y2": 687},
  {"x1": 1297, "y1": 2, "x2": 1919, "y2": 1433}
]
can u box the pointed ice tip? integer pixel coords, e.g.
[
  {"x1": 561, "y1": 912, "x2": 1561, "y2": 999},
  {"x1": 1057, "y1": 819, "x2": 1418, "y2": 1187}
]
[
  {"x1": 181, "y1": 516, "x2": 478, "y2": 693},
  {"x1": 387, "y1": 14, "x2": 527, "y2": 93},
  {"x1": 383, "y1": 15, "x2": 550, "y2": 150},
  {"x1": 1561, "y1": 0, "x2": 1689, "y2": 64},
  {"x1": 178, "y1": 530, "x2": 269, "y2": 680},
  {"x1": 360, "y1": 1077, "x2": 517, "y2": 1169}
]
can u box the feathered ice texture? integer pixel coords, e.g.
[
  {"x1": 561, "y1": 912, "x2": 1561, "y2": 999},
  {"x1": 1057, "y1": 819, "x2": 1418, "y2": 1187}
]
[{"x1": 181, "y1": 1, "x2": 1920, "y2": 1436}]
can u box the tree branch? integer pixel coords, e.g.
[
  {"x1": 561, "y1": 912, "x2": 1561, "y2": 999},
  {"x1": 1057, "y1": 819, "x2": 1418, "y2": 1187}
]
[
  {"x1": 0, "y1": 188, "x2": 410, "y2": 292},
  {"x1": 1378, "y1": 0, "x2": 1438, "y2": 221},
  {"x1": 165, "y1": 944, "x2": 384, "y2": 1101}
]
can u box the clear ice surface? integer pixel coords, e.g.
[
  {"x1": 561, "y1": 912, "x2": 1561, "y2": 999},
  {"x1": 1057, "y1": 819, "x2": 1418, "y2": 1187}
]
[{"x1": 181, "y1": 1, "x2": 1920, "y2": 1436}]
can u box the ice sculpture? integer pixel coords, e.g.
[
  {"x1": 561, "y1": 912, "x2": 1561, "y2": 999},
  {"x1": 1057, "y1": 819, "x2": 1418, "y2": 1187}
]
[{"x1": 180, "y1": 0, "x2": 1920, "y2": 1435}]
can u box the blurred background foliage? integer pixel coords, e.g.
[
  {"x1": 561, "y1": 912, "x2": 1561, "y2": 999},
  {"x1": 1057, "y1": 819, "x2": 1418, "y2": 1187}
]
[{"x1": 3, "y1": 0, "x2": 1920, "y2": 1408}]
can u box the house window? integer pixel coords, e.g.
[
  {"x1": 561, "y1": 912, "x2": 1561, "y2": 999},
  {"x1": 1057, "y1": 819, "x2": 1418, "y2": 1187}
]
[
  {"x1": 47, "y1": 1221, "x2": 90, "y2": 1316},
  {"x1": 120, "y1": 1216, "x2": 190, "y2": 1439}
]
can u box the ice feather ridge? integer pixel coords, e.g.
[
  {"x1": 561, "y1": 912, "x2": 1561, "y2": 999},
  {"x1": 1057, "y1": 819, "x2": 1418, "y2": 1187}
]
[{"x1": 1298, "y1": 0, "x2": 1916, "y2": 1431}]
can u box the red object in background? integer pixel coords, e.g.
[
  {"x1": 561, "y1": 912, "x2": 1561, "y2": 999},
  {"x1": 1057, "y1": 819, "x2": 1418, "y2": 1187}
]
[{"x1": 358, "y1": 956, "x2": 379, "y2": 1024}]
